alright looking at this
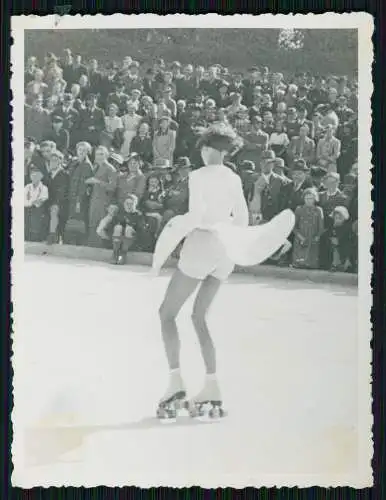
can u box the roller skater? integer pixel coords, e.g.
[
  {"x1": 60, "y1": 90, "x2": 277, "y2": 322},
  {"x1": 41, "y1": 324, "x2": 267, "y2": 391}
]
[{"x1": 156, "y1": 124, "x2": 249, "y2": 422}]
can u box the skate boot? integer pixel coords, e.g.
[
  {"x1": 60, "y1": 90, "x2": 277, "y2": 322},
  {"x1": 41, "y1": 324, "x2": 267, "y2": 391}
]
[
  {"x1": 156, "y1": 369, "x2": 188, "y2": 423},
  {"x1": 187, "y1": 374, "x2": 226, "y2": 421}
]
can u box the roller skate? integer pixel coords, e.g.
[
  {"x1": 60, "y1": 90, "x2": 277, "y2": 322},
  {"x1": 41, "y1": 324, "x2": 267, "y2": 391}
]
[
  {"x1": 156, "y1": 370, "x2": 188, "y2": 423},
  {"x1": 187, "y1": 375, "x2": 226, "y2": 421}
]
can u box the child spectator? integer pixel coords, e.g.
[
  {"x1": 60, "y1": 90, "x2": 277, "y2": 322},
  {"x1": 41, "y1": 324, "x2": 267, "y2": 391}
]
[
  {"x1": 292, "y1": 187, "x2": 324, "y2": 269},
  {"x1": 325, "y1": 206, "x2": 353, "y2": 272},
  {"x1": 24, "y1": 165, "x2": 49, "y2": 242},
  {"x1": 141, "y1": 174, "x2": 165, "y2": 241},
  {"x1": 46, "y1": 150, "x2": 70, "y2": 244},
  {"x1": 97, "y1": 194, "x2": 145, "y2": 264}
]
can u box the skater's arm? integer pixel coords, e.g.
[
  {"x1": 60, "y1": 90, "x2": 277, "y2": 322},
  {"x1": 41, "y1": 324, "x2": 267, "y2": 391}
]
[{"x1": 231, "y1": 175, "x2": 249, "y2": 227}]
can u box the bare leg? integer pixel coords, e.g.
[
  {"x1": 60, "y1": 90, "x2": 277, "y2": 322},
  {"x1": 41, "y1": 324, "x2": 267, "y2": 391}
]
[
  {"x1": 159, "y1": 269, "x2": 200, "y2": 370},
  {"x1": 191, "y1": 276, "x2": 221, "y2": 374}
]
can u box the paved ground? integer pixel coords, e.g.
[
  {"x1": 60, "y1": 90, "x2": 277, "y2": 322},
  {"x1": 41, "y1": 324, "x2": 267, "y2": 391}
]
[{"x1": 12, "y1": 255, "x2": 370, "y2": 487}]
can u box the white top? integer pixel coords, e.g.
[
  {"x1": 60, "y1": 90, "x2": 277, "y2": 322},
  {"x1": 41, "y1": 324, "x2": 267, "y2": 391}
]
[
  {"x1": 269, "y1": 132, "x2": 290, "y2": 146},
  {"x1": 187, "y1": 165, "x2": 249, "y2": 228},
  {"x1": 24, "y1": 182, "x2": 49, "y2": 207}
]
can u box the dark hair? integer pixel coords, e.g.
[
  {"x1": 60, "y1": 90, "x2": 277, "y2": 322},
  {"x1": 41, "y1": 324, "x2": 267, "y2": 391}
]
[{"x1": 196, "y1": 124, "x2": 242, "y2": 152}]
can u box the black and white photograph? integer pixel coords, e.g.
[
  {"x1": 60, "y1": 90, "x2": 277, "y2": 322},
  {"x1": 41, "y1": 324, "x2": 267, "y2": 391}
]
[{"x1": 11, "y1": 14, "x2": 373, "y2": 487}]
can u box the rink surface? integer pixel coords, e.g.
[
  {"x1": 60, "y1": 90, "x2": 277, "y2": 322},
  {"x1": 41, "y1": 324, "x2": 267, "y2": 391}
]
[{"x1": 12, "y1": 255, "x2": 365, "y2": 487}]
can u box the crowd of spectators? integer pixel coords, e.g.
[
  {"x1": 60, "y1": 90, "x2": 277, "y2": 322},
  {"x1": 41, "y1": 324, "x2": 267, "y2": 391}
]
[{"x1": 24, "y1": 49, "x2": 359, "y2": 272}]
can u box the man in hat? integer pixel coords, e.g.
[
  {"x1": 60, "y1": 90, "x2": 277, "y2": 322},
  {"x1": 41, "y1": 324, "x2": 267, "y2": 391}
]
[
  {"x1": 161, "y1": 156, "x2": 192, "y2": 229},
  {"x1": 273, "y1": 157, "x2": 291, "y2": 184},
  {"x1": 249, "y1": 149, "x2": 285, "y2": 223},
  {"x1": 24, "y1": 164, "x2": 49, "y2": 242},
  {"x1": 46, "y1": 149, "x2": 70, "y2": 244},
  {"x1": 78, "y1": 93, "x2": 105, "y2": 146},
  {"x1": 44, "y1": 115, "x2": 70, "y2": 155},
  {"x1": 310, "y1": 165, "x2": 328, "y2": 192},
  {"x1": 281, "y1": 158, "x2": 313, "y2": 213}
]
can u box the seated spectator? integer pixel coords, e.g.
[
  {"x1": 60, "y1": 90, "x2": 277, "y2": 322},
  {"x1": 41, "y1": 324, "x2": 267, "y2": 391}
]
[
  {"x1": 287, "y1": 124, "x2": 316, "y2": 169},
  {"x1": 284, "y1": 107, "x2": 301, "y2": 139},
  {"x1": 120, "y1": 102, "x2": 142, "y2": 158},
  {"x1": 78, "y1": 93, "x2": 105, "y2": 146},
  {"x1": 153, "y1": 116, "x2": 176, "y2": 168},
  {"x1": 311, "y1": 111, "x2": 325, "y2": 142},
  {"x1": 324, "y1": 206, "x2": 353, "y2": 272},
  {"x1": 160, "y1": 156, "x2": 191, "y2": 229},
  {"x1": 46, "y1": 149, "x2": 70, "y2": 244},
  {"x1": 24, "y1": 164, "x2": 49, "y2": 242},
  {"x1": 98, "y1": 194, "x2": 146, "y2": 264},
  {"x1": 106, "y1": 81, "x2": 130, "y2": 116},
  {"x1": 292, "y1": 187, "x2": 324, "y2": 269},
  {"x1": 116, "y1": 152, "x2": 147, "y2": 206},
  {"x1": 25, "y1": 69, "x2": 48, "y2": 104},
  {"x1": 310, "y1": 165, "x2": 328, "y2": 192},
  {"x1": 342, "y1": 161, "x2": 358, "y2": 199},
  {"x1": 100, "y1": 103, "x2": 123, "y2": 149},
  {"x1": 139, "y1": 95, "x2": 157, "y2": 127},
  {"x1": 297, "y1": 107, "x2": 314, "y2": 139},
  {"x1": 127, "y1": 88, "x2": 142, "y2": 111},
  {"x1": 129, "y1": 122, "x2": 154, "y2": 167},
  {"x1": 69, "y1": 84, "x2": 84, "y2": 112},
  {"x1": 162, "y1": 86, "x2": 177, "y2": 118},
  {"x1": 78, "y1": 74, "x2": 91, "y2": 101},
  {"x1": 296, "y1": 86, "x2": 313, "y2": 116},
  {"x1": 262, "y1": 111, "x2": 275, "y2": 136},
  {"x1": 44, "y1": 115, "x2": 70, "y2": 154},
  {"x1": 216, "y1": 81, "x2": 231, "y2": 108},
  {"x1": 316, "y1": 124, "x2": 341, "y2": 173},
  {"x1": 269, "y1": 120, "x2": 290, "y2": 158},
  {"x1": 227, "y1": 92, "x2": 247, "y2": 120},
  {"x1": 24, "y1": 95, "x2": 51, "y2": 143}
]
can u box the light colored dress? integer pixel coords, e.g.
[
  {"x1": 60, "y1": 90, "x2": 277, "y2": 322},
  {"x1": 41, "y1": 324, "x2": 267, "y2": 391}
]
[
  {"x1": 177, "y1": 165, "x2": 249, "y2": 280},
  {"x1": 120, "y1": 113, "x2": 142, "y2": 158}
]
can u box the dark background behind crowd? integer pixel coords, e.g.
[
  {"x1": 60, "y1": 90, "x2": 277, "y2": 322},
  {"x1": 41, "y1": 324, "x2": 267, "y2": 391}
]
[{"x1": 24, "y1": 29, "x2": 359, "y2": 272}]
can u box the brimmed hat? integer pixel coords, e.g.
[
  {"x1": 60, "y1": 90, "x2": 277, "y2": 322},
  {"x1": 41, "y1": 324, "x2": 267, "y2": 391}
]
[
  {"x1": 52, "y1": 115, "x2": 64, "y2": 123},
  {"x1": 261, "y1": 150, "x2": 276, "y2": 162},
  {"x1": 174, "y1": 157, "x2": 192, "y2": 170},
  {"x1": 333, "y1": 206, "x2": 350, "y2": 221},
  {"x1": 109, "y1": 152, "x2": 124, "y2": 165},
  {"x1": 124, "y1": 152, "x2": 141, "y2": 163},
  {"x1": 293, "y1": 159, "x2": 309, "y2": 172},
  {"x1": 310, "y1": 166, "x2": 328, "y2": 178}
]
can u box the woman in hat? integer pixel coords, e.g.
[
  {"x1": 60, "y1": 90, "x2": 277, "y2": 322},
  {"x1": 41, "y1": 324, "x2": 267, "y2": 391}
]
[
  {"x1": 156, "y1": 124, "x2": 248, "y2": 421},
  {"x1": 292, "y1": 187, "x2": 324, "y2": 269},
  {"x1": 153, "y1": 116, "x2": 176, "y2": 169}
]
